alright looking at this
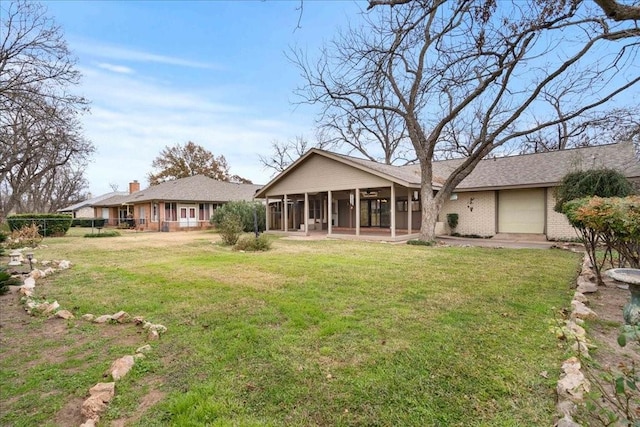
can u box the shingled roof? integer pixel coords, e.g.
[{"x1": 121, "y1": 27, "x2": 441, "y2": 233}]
[
  {"x1": 429, "y1": 142, "x2": 640, "y2": 190},
  {"x1": 93, "y1": 175, "x2": 262, "y2": 206},
  {"x1": 257, "y1": 142, "x2": 639, "y2": 197},
  {"x1": 328, "y1": 142, "x2": 639, "y2": 190}
]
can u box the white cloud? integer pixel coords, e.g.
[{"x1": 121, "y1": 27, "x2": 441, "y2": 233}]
[
  {"x1": 74, "y1": 39, "x2": 221, "y2": 70},
  {"x1": 96, "y1": 62, "x2": 134, "y2": 74},
  {"x1": 78, "y1": 64, "x2": 311, "y2": 195}
]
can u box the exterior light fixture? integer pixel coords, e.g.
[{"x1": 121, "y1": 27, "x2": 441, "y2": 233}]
[{"x1": 26, "y1": 252, "x2": 34, "y2": 271}]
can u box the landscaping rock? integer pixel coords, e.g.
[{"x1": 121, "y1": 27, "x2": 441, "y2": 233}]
[
  {"x1": 55, "y1": 310, "x2": 75, "y2": 320},
  {"x1": 555, "y1": 415, "x2": 581, "y2": 427},
  {"x1": 136, "y1": 344, "x2": 152, "y2": 354},
  {"x1": 112, "y1": 311, "x2": 130, "y2": 323},
  {"x1": 133, "y1": 316, "x2": 145, "y2": 325},
  {"x1": 572, "y1": 292, "x2": 588, "y2": 304},
  {"x1": 148, "y1": 329, "x2": 160, "y2": 341},
  {"x1": 576, "y1": 276, "x2": 598, "y2": 294},
  {"x1": 29, "y1": 269, "x2": 45, "y2": 280},
  {"x1": 43, "y1": 267, "x2": 55, "y2": 276},
  {"x1": 82, "y1": 314, "x2": 95, "y2": 321},
  {"x1": 79, "y1": 419, "x2": 96, "y2": 427},
  {"x1": 108, "y1": 355, "x2": 135, "y2": 380},
  {"x1": 81, "y1": 382, "x2": 115, "y2": 421},
  {"x1": 41, "y1": 301, "x2": 59, "y2": 315},
  {"x1": 93, "y1": 315, "x2": 112, "y2": 324},
  {"x1": 557, "y1": 357, "x2": 590, "y2": 402},
  {"x1": 570, "y1": 300, "x2": 598, "y2": 320},
  {"x1": 22, "y1": 277, "x2": 35, "y2": 289},
  {"x1": 18, "y1": 287, "x2": 33, "y2": 297},
  {"x1": 58, "y1": 260, "x2": 71, "y2": 269}
]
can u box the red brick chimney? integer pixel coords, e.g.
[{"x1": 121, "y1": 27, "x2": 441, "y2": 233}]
[{"x1": 129, "y1": 180, "x2": 140, "y2": 194}]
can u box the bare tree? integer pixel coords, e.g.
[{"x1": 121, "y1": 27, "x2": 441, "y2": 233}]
[
  {"x1": 519, "y1": 106, "x2": 640, "y2": 154},
  {"x1": 294, "y1": 0, "x2": 640, "y2": 241},
  {"x1": 367, "y1": 0, "x2": 640, "y2": 21},
  {"x1": 258, "y1": 136, "x2": 313, "y2": 176},
  {"x1": 148, "y1": 141, "x2": 251, "y2": 185},
  {"x1": 0, "y1": 0, "x2": 93, "y2": 218}
]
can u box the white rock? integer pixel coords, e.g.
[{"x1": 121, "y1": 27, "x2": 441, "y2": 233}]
[
  {"x1": 572, "y1": 292, "x2": 587, "y2": 303},
  {"x1": 29, "y1": 269, "x2": 45, "y2": 280},
  {"x1": 56, "y1": 310, "x2": 75, "y2": 320},
  {"x1": 571, "y1": 300, "x2": 598, "y2": 320},
  {"x1": 93, "y1": 315, "x2": 113, "y2": 324},
  {"x1": 576, "y1": 276, "x2": 598, "y2": 294},
  {"x1": 43, "y1": 301, "x2": 60, "y2": 315},
  {"x1": 58, "y1": 260, "x2": 71, "y2": 269},
  {"x1": 82, "y1": 314, "x2": 95, "y2": 321},
  {"x1": 136, "y1": 344, "x2": 152, "y2": 354},
  {"x1": 22, "y1": 277, "x2": 36, "y2": 289},
  {"x1": 109, "y1": 356, "x2": 135, "y2": 380}
]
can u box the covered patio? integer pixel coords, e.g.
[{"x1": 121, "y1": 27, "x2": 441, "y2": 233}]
[{"x1": 255, "y1": 150, "x2": 441, "y2": 242}]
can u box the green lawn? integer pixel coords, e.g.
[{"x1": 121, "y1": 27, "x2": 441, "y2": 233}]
[{"x1": 0, "y1": 231, "x2": 580, "y2": 426}]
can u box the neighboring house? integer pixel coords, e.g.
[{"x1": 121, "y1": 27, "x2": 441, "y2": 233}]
[
  {"x1": 91, "y1": 176, "x2": 262, "y2": 231},
  {"x1": 58, "y1": 191, "x2": 128, "y2": 218},
  {"x1": 254, "y1": 142, "x2": 640, "y2": 241}
]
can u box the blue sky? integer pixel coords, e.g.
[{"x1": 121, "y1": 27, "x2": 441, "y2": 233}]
[{"x1": 44, "y1": 0, "x2": 366, "y2": 196}]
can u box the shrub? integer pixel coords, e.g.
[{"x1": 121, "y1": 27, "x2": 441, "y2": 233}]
[
  {"x1": 72, "y1": 218, "x2": 106, "y2": 227},
  {"x1": 218, "y1": 214, "x2": 244, "y2": 246},
  {"x1": 554, "y1": 168, "x2": 634, "y2": 213},
  {"x1": 84, "y1": 231, "x2": 120, "y2": 238},
  {"x1": 6, "y1": 224, "x2": 43, "y2": 249},
  {"x1": 446, "y1": 213, "x2": 459, "y2": 231},
  {"x1": 234, "y1": 234, "x2": 272, "y2": 251},
  {"x1": 7, "y1": 213, "x2": 72, "y2": 237},
  {"x1": 211, "y1": 201, "x2": 265, "y2": 233},
  {"x1": 563, "y1": 196, "x2": 640, "y2": 283},
  {"x1": 0, "y1": 267, "x2": 20, "y2": 295}
]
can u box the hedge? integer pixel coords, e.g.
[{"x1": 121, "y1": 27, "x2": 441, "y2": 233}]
[
  {"x1": 7, "y1": 214, "x2": 73, "y2": 237},
  {"x1": 72, "y1": 218, "x2": 106, "y2": 227}
]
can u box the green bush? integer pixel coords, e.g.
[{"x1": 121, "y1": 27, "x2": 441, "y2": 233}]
[
  {"x1": 7, "y1": 214, "x2": 72, "y2": 237},
  {"x1": 211, "y1": 201, "x2": 265, "y2": 233},
  {"x1": 218, "y1": 214, "x2": 244, "y2": 246},
  {"x1": 563, "y1": 196, "x2": 640, "y2": 282},
  {"x1": 554, "y1": 168, "x2": 634, "y2": 213},
  {"x1": 446, "y1": 213, "x2": 459, "y2": 231},
  {"x1": 84, "y1": 231, "x2": 120, "y2": 238},
  {"x1": 72, "y1": 218, "x2": 106, "y2": 227},
  {"x1": 0, "y1": 267, "x2": 20, "y2": 295},
  {"x1": 234, "y1": 234, "x2": 272, "y2": 251}
]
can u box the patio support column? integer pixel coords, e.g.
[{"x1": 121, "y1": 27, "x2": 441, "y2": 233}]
[
  {"x1": 283, "y1": 194, "x2": 288, "y2": 232},
  {"x1": 304, "y1": 192, "x2": 309, "y2": 236},
  {"x1": 293, "y1": 197, "x2": 297, "y2": 231},
  {"x1": 355, "y1": 188, "x2": 360, "y2": 236},
  {"x1": 407, "y1": 188, "x2": 412, "y2": 234},
  {"x1": 265, "y1": 199, "x2": 269, "y2": 232},
  {"x1": 390, "y1": 184, "x2": 396, "y2": 239},
  {"x1": 328, "y1": 190, "x2": 333, "y2": 236}
]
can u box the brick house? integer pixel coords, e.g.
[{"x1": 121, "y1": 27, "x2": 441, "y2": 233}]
[
  {"x1": 92, "y1": 175, "x2": 262, "y2": 231},
  {"x1": 255, "y1": 142, "x2": 640, "y2": 241}
]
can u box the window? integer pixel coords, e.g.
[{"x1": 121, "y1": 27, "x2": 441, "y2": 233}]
[
  {"x1": 396, "y1": 200, "x2": 408, "y2": 212},
  {"x1": 198, "y1": 203, "x2": 210, "y2": 221},
  {"x1": 411, "y1": 200, "x2": 421, "y2": 212},
  {"x1": 165, "y1": 202, "x2": 177, "y2": 221},
  {"x1": 139, "y1": 206, "x2": 146, "y2": 225},
  {"x1": 152, "y1": 203, "x2": 158, "y2": 222}
]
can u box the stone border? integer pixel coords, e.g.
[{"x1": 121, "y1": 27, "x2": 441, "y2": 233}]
[
  {"x1": 9, "y1": 250, "x2": 167, "y2": 427},
  {"x1": 554, "y1": 253, "x2": 599, "y2": 427}
]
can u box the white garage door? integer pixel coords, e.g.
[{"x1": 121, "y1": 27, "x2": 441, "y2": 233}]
[{"x1": 498, "y1": 189, "x2": 545, "y2": 234}]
